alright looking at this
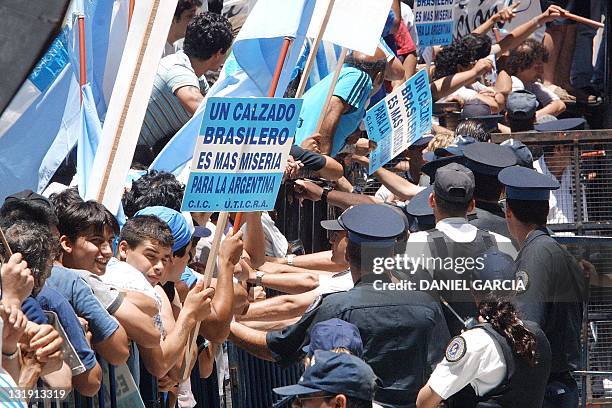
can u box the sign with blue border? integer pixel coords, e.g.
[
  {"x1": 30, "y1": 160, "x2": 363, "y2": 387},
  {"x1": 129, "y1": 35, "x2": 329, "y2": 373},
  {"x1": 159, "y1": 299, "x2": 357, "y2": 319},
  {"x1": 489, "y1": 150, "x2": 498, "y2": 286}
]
[
  {"x1": 414, "y1": 0, "x2": 455, "y2": 47},
  {"x1": 366, "y1": 70, "x2": 432, "y2": 174},
  {"x1": 182, "y1": 97, "x2": 302, "y2": 212}
]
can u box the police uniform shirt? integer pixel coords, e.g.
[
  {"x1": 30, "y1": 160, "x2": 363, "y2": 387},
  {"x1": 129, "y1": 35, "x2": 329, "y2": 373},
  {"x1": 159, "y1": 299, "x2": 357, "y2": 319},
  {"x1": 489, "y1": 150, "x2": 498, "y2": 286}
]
[
  {"x1": 266, "y1": 273, "x2": 448, "y2": 406},
  {"x1": 513, "y1": 228, "x2": 585, "y2": 373},
  {"x1": 427, "y1": 328, "x2": 506, "y2": 399},
  {"x1": 407, "y1": 218, "x2": 518, "y2": 274}
]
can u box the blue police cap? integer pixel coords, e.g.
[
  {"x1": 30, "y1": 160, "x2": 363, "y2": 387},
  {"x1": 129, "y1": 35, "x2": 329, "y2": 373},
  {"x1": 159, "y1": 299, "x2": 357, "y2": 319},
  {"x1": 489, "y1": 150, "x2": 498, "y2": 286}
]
[
  {"x1": 303, "y1": 318, "x2": 363, "y2": 357},
  {"x1": 498, "y1": 166, "x2": 560, "y2": 201},
  {"x1": 464, "y1": 142, "x2": 517, "y2": 176},
  {"x1": 471, "y1": 248, "x2": 515, "y2": 291},
  {"x1": 273, "y1": 351, "x2": 378, "y2": 401},
  {"x1": 338, "y1": 204, "x2": 405, "y2": 245},
  {"x1": 422, "y1": 155, "x2": 467, "y2": 182},
  {"x1": 534, "y1": 117, "x2": 586, "y2": 132},
  {"x1": 500, "y1": 139, "x2": 534, "y2": 169},
  {"x1": 404, "y1": 186, "x2": 435, "y2": 232},
  {"x1": 434, "y1": 135, "x2": 477, "y2": 157},
  {"x1": 410, "y1": 135, "x2": 434, "y2": 148}
]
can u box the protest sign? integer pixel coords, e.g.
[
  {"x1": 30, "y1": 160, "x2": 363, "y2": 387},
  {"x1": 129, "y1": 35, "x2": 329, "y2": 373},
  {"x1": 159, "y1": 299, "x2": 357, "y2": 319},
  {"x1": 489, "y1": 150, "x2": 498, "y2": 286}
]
[
  {"x1": 366, "y1": 70, "x2": 432, "y2": 174},
  {"x1": 453, "y1": 0, "x2": 545, "y2": 42},
  {"x1": 182, "y1": 97, "x2": 302, "y2": 212},
  {"x1": 307, "y1": 0, "x2": 392, "y2": 56},
  {"x1": 100, "y1": 363, "x2": 145, "y2": 408},
  {"x1": 414, "y1": 0, "x2": 455, "y2": 47}
]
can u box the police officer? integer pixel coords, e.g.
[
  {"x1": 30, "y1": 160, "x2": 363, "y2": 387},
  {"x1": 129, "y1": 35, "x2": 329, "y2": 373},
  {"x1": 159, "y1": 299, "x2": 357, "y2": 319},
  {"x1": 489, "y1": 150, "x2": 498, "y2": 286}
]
[
  {"x1": 416, "y1": 249, "x2": 552, "y2": 408},
  {"x1": 498, "y1": 165, "x2": 587, "y2": 408},
  {"x1": 229, "y1": 204, "x2": 448, "y2": 408},
  {"x1": 463, "y1": 142, "x2": 518, "y2": 245},
  {"x1": 405, "y1": 162, "x2": 516, "y2": 337}
]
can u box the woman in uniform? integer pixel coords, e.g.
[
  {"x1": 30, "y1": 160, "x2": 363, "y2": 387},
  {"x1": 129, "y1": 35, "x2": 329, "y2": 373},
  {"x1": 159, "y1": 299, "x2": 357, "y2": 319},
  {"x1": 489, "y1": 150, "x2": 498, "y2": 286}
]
[{"x1": 416, "y1": 249, "x2": 552, "y2": 408}]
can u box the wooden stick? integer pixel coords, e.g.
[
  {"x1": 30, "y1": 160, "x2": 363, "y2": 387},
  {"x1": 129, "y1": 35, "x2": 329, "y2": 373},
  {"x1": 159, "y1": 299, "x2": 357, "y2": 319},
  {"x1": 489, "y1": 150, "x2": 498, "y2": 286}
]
[
  {"x1": 0, "y1": 226, "x2": 13, "y2": 260},
  {"x1": 128, "y1": 0, "x2": 135, "y2": 29},
  {"x1": 78, "y1": 15, "x2": 86, "y2": 103},
  {"x1": 562, "y1": 11, "x2": 604, "y2": 29},
  {"x1": 314, "y1": 46, "x2": 348, "y2": 134},
  {"x1": 180, "y1": 212, "x2": 229, "y2": 381},
  {"x1": 295, "y1": 0, "x2": 337, "y2": 98}
]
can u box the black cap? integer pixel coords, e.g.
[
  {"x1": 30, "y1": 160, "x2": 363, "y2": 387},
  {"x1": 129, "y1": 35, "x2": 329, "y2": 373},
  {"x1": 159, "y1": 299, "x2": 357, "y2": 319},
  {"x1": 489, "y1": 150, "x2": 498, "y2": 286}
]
[
  {"x1": 464, "y1": 142, "x2": 517, "y2": 176},
  {"x1": 3, "y1": 189, "x2": 52, "y2": 208},
  {"x1": 500, "y1": 139, "x2": 533, "y2": 169},
  {"x1": 434, "y1": 163, "x2": 475, "y2": 203},
  {"x1": 507, "y1": 90, "x2": 538, "y2": 120},
  {"x1": 273, "y1": 351, "x2": 378, "y2": 401},
  {"x1": 338, "y1": 204, "x2": 405, "y2": 245},
  {"x1": 534, "y1": 117, "x2": 586, "y2": 132},
  {"x1": 498, "y1": 166, "x2": 560, "y2": 200},
  {"x1": 422, "y1": 155, "x2": 467, "y2": 183}
]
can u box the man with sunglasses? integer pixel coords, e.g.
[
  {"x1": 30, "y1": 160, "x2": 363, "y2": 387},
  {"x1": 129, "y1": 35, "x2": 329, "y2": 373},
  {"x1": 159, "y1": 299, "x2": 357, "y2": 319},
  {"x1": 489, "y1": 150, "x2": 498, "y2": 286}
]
[{"x1": 273, "y1": 350, "x2": 377, "y2": 408}]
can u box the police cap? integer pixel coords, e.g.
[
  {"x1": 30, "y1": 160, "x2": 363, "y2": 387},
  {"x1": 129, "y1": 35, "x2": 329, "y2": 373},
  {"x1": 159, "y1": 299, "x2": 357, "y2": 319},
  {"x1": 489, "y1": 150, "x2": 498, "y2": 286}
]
[
  {"x1": 498, "y1": 166, "x2": 560, "y2": 201},
  {"x1": 464, "y1": 142, "x2": 517, "y2": 176},
  {"x1": 337, "y1": 204, "x2": 405, "y2": 245},
  {"x1": 421, "y1": 155, "x2": 467, "y2": 182},
  {"x1": 534, "y1": 117, "x2": 586, "y2": 132},
  {"x1": 500, "y1": 139, "x2": 534, "y2": 169}
]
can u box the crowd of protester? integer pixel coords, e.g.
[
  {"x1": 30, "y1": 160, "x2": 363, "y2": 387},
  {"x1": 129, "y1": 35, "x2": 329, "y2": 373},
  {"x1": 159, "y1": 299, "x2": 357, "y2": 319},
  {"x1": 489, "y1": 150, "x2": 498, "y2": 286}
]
[{"x1": 0, "y1": 0, "x2": 608, "y2": 407}]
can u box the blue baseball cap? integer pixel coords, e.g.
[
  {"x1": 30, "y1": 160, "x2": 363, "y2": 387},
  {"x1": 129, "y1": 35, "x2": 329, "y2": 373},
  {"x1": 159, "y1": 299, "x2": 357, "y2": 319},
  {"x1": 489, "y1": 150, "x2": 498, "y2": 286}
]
[
  {"x1": 303, "y1": 318, "x2": 363, "y2": 357},
  {"x1": 498, "y1": 166, "x2": 560, "y2": 201},
  {"x1": 134, "y1": 206, "x2": 192, "y2": 252},
  {"x1": 273, "y1": 351, "x2": 378, "y2": 401}
]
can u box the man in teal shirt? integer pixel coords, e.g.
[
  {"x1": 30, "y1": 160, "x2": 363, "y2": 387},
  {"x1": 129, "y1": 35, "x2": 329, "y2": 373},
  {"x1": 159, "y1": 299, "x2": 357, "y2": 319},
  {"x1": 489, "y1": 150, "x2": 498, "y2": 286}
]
[{"x1": 295, "y1": 51, "x2": 387, "y2": 156}]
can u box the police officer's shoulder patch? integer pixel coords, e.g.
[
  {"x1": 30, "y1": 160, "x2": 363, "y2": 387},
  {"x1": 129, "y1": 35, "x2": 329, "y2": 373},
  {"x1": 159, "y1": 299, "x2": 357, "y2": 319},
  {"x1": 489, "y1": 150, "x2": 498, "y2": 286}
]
[
  {"x1": 304, "y1": 295, "x2": 323, "y2": 314},
  {"x1": 515, "y1": 270, "x2": 529, "y2": 293},
  {"x1": 445, "y1": 336, "x2": 467, "y2": 363}
]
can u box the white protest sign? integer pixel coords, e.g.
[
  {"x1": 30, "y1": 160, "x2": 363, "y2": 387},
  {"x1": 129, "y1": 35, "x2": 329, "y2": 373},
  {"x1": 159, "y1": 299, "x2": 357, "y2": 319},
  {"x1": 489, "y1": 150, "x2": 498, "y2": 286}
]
[
  {"x1": 453, "y1": 0, "x2": 544, "y2": 42},
  {"x1": 99, "y1": 364, "x2": 145, "y2": 408},
  {"x1": 182, "y1": 97, "x2": 303, "y2": 212},
  {"x1": 414, "y1": 0, "x2": 455, "y2": 47},
  {"x1": 366, "y1": 70, "x2": 432, "y2": 174},
  {"x1": 307, "y1": 0, "x2": 393, "y2": 56}
]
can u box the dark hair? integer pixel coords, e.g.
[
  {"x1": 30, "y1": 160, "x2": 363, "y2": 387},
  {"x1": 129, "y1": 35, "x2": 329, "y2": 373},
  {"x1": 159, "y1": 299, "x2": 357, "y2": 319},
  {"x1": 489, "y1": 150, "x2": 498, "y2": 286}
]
[
  {"x1": 434, "y1": 194, "x2": 471, "y2": 217},
  {"x1": 504, "y1": 38, "x2": 549, "y2": 76},
  {"x1": 346, "y1": 397, "x2": 373, "y2": 408},
  {"x1": 183, "y1": 12, "x2": 233, "y2": 60},
  {"x1": 506, "y1": 199, "x2": 549, "y2": 226},
  {"x1": 122, "y1": 171, "x2": 185, "y2": 218},
  {"x1": 461, "y1": 34, "x2": 492, "y2": 60},
  {"x1": 455, "y1": 120, "x2": 490, "y2": 142},
  {"x1": 433, "y1": 40, "x2": 479, "y2": 80},
  {"x1": 477, "y1": 296, "x2": 538, "y2": 366},
  {"x1": 346, "y1": 240, "x2": 394, "y2": 273},
  {"x1": 474, "y1": 173, "x2": 503, "y2": 202},
  {"x1": 57, "y1": 200, "x2": 119, "y2": 241},
  {"x1": 48, "y1": 187, "x2": 83, "y2": 220},
  {"x1": 345, "y1": 54, "x2": 387, "y2": 81},
  {"x1": 174, "y1": 0, "x2": 202, "y2": 21},
  {"x1": 1, "y1": 221, "x2": 53, "y2": 296},
  {"x1": 508, "y1": 117, "x2": 536, "y2": 132},
  {"x1": 120, "y1": 215, "x2": 174, "y2": 250},
  {"x1": 0, "y1": 199, "x2": 59, "y2": 229}
]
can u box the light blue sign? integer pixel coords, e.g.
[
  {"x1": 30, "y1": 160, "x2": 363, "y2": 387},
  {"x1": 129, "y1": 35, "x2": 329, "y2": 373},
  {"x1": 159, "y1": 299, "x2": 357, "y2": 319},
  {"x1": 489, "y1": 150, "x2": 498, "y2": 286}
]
[
  {"x1": 414, "y1": 0, "x2": 455, "y2": 47},
  {"x1": 182, "y1": 97, "x2": 303, "y2": 212},
  {"x1": 366, "y1": 70, "x2": 432, "y2": 174}
]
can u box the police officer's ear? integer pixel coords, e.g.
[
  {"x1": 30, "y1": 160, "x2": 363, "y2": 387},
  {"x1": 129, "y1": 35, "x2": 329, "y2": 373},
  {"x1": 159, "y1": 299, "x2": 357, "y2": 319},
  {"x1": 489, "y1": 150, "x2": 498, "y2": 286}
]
[
  {"x1": 333, "y1": 394, "x2": 347, "y2": 408},
  {"x1": 428, "y1": 192, "x2": 436, "y2": 210},
  {"x1": 467, "y1": 198, "x2": 476, "y2": 213}
]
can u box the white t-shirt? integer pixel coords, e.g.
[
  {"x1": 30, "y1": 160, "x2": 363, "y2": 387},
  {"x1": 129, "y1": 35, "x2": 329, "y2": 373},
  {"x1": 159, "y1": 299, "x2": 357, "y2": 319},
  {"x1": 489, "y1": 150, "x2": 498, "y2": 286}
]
[
  {"x1": 316, "y1": 270, "x2": 354, "y2": 295},
  {"x1": 428, "y1": 328, "x2": 506, "y2": 398}
]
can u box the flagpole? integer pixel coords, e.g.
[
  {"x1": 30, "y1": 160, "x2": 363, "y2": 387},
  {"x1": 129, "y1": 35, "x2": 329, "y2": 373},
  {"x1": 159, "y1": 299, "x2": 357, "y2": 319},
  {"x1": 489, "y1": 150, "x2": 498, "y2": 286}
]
[
  {"x1": 231, "y1": 36, "x2": 293, "y2": 235},
  {"x1": 295, "y1": 0, "x2": 336, "y2": 98},
  {"x1": 128, "y1": 0, "x2": 135, "y2": 29},
  {"x1": 181, "y1": 37, "x2": 296, "y2": 380},
  {"x1": 78, "y1": 14, "x2": 86, "y2": 103}
]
